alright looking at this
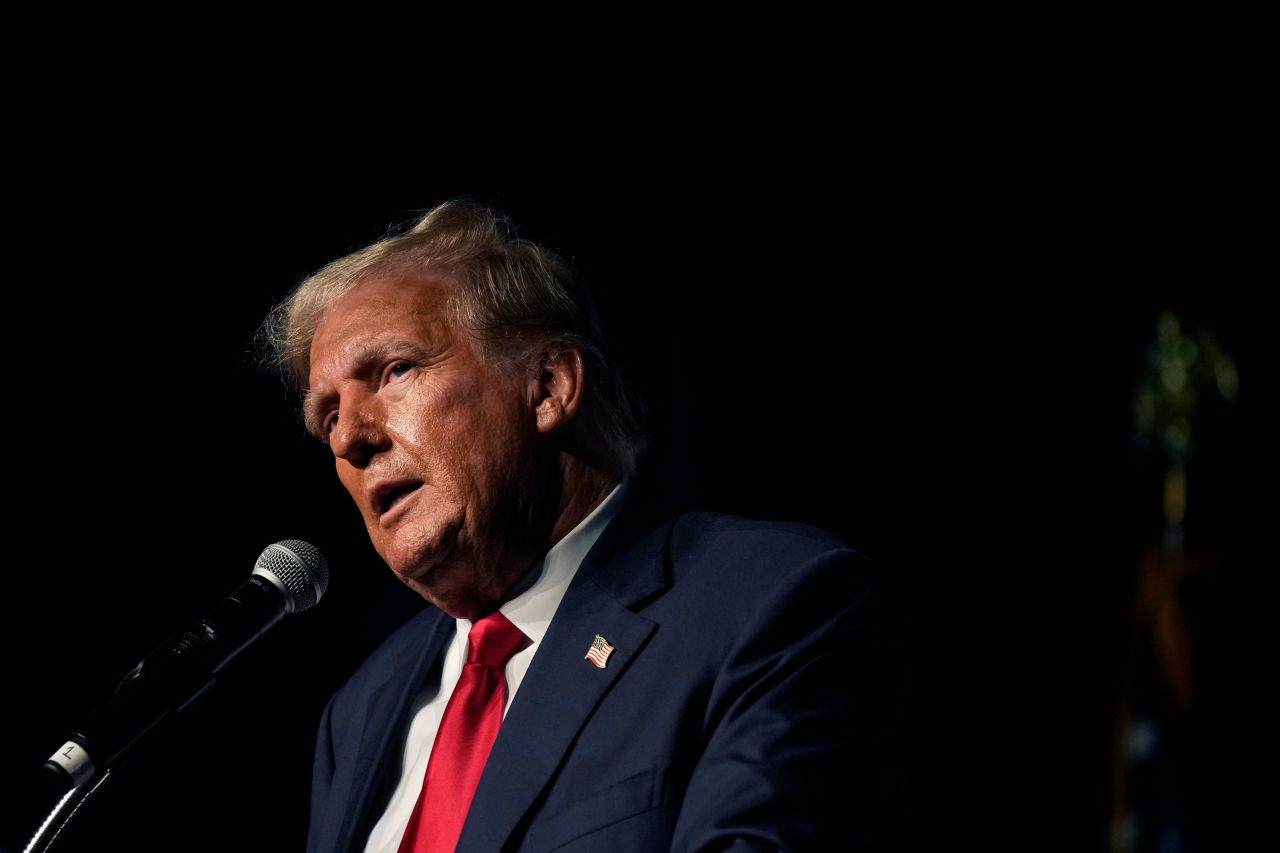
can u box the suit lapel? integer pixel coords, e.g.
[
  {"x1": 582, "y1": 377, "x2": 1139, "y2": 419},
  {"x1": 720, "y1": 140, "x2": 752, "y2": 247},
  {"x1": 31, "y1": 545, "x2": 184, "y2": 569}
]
[
  {"x1": 456, "y1": 490, "x2": 675, "y2": 852},
  {"x1": 335, "y1": 609, "x2": 455, "y2": 853}
]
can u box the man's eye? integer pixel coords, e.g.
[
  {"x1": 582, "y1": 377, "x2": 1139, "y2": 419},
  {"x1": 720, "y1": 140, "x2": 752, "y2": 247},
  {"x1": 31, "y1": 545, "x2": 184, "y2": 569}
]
[
  {"x1": 322, "y1": 412, "x2": 338, "y2": 436},
  {"x1": 388, "y1": 362, "x2": 413, "y2": 380}
]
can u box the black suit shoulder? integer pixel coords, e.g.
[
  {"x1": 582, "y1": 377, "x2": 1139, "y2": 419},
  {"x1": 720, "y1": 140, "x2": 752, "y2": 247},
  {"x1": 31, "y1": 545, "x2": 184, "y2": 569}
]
[{"x1": 659, "y1": 509, "x2": 877, "y2": 625}]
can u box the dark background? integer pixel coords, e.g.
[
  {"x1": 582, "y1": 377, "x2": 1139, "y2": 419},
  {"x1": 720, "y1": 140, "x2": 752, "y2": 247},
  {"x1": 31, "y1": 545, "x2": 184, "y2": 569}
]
[{"x1": 2, "y1": 6, "x2": 1267, "y2": 851}]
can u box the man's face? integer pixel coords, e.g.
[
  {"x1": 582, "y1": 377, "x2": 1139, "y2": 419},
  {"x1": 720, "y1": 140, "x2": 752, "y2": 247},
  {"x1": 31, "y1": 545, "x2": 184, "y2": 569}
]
[{"x1": 307, "y1": 274, "x2": 548, "y2": 618}]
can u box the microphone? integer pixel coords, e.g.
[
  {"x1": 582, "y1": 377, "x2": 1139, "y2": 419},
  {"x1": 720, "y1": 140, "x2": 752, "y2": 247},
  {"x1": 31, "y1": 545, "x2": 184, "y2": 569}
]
[{"x1": 38, "y1": 540, "x2": 329, "y2": 797}]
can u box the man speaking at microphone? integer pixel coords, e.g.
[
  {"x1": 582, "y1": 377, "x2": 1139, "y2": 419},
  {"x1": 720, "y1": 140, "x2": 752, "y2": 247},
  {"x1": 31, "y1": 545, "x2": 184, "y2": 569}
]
[{"x1": 262, "y1": 201, "x2": 899, "y2": 852}]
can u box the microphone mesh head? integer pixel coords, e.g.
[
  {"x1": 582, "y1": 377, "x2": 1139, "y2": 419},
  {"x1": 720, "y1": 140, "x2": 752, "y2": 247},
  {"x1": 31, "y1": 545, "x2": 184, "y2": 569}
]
[{"x1": 254, "y1": 540, "x2": 329, "y2": 613}]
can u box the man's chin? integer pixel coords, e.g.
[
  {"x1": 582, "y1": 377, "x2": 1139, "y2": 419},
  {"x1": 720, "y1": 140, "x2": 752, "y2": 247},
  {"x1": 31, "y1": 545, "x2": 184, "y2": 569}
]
[
  {"x1": 386, "y1": 555, "x2": 484, "y2": 617},
  {"x1": 375, "y1": 523, "x2": 459, "y2": 582},
  {"x1": 387, "y1": 557, "x2": 439, "y2": 594},
  {"x1": 398, "y1": 573, "x2": 495, "y2": 620}
]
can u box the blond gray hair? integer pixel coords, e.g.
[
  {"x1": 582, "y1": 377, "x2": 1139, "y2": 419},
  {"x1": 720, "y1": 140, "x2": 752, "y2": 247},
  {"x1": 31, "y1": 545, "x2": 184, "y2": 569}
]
[{"x1": 260, "y1": 200, "x2": 647, "y2": 474}]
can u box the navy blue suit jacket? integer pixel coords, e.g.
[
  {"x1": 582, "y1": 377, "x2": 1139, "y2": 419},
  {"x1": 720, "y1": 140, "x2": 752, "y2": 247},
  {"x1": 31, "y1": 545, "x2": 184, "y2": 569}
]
[{"x1": 308, "y1": 489, "x2": 897, "y2": 852}]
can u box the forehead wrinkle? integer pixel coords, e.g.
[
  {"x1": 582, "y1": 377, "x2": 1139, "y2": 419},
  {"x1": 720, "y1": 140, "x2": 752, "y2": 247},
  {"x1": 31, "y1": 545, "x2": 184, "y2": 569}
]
[{"x1": 302, "y1": 276, "x2": 458, "y2": 436}]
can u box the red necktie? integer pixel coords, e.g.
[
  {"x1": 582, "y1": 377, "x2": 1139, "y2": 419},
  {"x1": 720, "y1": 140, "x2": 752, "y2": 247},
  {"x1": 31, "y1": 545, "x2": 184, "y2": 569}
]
[{"x1": 398, "y1": 610, "x2": 530, "y2": 853}]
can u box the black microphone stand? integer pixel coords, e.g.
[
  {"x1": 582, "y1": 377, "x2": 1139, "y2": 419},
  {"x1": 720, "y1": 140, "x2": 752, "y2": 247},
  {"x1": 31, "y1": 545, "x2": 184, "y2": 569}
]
[{"x1": 25, "y1": 769, "x2": 112, "y2": 853}]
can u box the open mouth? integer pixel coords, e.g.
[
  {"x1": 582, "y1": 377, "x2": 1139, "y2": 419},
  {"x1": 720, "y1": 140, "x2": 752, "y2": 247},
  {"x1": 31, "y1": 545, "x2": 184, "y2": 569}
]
[{"x1": 375, "y1": 481, "x2": 424, "y2": 518}]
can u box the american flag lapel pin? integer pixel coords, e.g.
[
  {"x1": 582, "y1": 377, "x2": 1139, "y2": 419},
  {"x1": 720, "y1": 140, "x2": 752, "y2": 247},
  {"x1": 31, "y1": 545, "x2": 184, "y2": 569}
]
[{"x1": 585, "y1": 634, "x2": 615, "y2": 669}]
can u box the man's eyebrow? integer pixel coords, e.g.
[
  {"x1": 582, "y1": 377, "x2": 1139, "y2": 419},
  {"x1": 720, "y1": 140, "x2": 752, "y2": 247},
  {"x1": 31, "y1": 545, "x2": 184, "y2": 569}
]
[
  {"x1": 302, "y1": 338, "x2": 437, "y2": 437},
  {"x1": 302, "y1": 390, "x2": 330, "y2": 439}
]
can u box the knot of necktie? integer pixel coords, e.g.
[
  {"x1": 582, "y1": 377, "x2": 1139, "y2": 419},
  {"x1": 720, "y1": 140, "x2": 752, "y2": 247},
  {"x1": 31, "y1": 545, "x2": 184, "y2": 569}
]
[{"x1": 466, "y1": 610, "x2": 530, "y2": 666}]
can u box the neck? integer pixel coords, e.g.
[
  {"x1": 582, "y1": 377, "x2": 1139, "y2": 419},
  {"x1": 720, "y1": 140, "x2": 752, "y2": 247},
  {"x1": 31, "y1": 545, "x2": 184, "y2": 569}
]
[
  {"x1": 548, "y1": 454, "x2": 619, "y2": 548},
  {"x1": 450, "y1": 455, "x2": 616, "y2": 620}
]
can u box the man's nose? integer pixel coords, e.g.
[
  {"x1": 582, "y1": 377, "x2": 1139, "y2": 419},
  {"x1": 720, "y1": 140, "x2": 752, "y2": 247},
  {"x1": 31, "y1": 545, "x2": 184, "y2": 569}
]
[{"x1": 330, "y1": 392, "x2": 391, "y2": 467}]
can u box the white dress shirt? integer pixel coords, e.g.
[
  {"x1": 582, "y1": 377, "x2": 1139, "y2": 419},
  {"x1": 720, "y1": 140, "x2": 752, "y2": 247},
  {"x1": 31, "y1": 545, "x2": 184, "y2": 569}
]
[{"x1": 363, "y1": 479, "x2": 629, "y2": 853}]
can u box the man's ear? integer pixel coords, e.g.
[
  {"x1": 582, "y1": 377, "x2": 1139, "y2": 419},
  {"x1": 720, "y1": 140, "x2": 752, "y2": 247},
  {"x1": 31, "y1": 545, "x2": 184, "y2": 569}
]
[{"x1": 530, "y1": 346, "x2": 586, "y2": 435}]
